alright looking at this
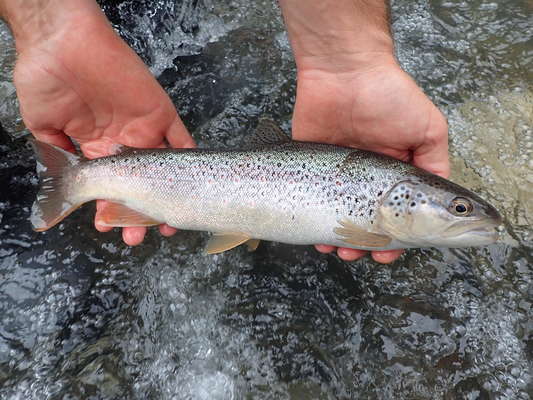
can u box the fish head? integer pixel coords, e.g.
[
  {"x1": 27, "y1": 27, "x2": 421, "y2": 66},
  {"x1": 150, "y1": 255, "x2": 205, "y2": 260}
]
[{"x1": 376, "y1": 176, "x2": 502, "y2": 248}]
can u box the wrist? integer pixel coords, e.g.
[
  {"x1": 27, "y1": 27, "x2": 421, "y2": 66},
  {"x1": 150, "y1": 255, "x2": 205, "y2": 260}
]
[
  {"x1": 279, "y1": 0, "x2": 396, "y2": 74},
  {"x1": 294, "y1": 44, "x2": 397, "y2": 76},
  {"x1": 1, "y1": 0, "x2": 108, "y2": 52},
  {"x1": 290, "y1": 26, "x2": 396, "y2": 74},
  {"x1": 295, "y1": 50, "x2": 401, "y2": 79}
]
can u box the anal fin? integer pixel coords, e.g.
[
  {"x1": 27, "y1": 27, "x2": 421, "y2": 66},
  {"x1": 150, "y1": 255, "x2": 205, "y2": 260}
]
[
  {"x1": 246, "y1": 239, "x2": 261, "y2": 252},
  {"x1": 97, "y1": 202, "x2": 161, "y2": 227},
  {"x1": 206, "y1": 232, "x2": 252, "y2": 254},
  {"x1": 334, "y1": 219, "x2": 392, "y2": 248}
]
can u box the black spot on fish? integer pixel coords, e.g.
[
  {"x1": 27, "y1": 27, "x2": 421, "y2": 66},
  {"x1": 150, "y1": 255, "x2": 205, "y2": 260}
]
[
  {"x1": 395, "y1": 213, "x2": 399, "y2": 217},
  {"x1": 369, "y1": 209, "x2": 373, "y2": 215},
  {"x1": 394, "y1": 196, "x2": 399, "y2": 200},
  {"x1": 421, "y1": 200, "x2": 427, "y2": 204},
  {"x1": 378, "y1": 191, "x2": 383, "y2": 196},
  {"x1": 405, "y1": 194, "x2": 409, "y2": 199},
  {"x1": 417, "y1": 193, "x2": 423, "y2": 198},
  {"x1": 411, "y1": 202, "x2": 416, "y2": 207}
]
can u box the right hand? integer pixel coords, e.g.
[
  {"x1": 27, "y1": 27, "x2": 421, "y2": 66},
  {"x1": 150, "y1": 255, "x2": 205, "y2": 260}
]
[{"x1": 12, "y1": 3, "x2": 195, "y2": 245}]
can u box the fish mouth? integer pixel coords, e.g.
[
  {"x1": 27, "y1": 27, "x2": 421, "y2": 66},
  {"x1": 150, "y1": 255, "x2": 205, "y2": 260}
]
[
  {"x1": 466, "y1": 226, "x2": 500, "y2": 240},
  {"x1": 451, "y1": 223, "x2": 501, "y2": 245},
  {"x1": 444, "y1": 216, "x2": 501, "y2": 235},
  {"x1": 439, "y1": 219, "x2": 502, "y2": 246}
]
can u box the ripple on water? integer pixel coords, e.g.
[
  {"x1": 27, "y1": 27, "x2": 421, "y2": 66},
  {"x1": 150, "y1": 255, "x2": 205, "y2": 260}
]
[{"x1": 0, "y1": 0, "x2": 532, "y2": 399}]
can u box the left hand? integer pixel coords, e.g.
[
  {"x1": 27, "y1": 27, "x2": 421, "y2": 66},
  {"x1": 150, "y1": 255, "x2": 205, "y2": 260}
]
[
  {"x1": 11, "y1": 4, "x2": 195, "y2": 245},
  {"x1": 291, "y1": 55, "x2": 449, "y2": 263}
]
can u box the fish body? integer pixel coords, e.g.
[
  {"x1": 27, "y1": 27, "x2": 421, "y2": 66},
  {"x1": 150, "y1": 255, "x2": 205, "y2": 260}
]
[{"x1": 30, "y1": 124, "x2": 502, "y2": 253}]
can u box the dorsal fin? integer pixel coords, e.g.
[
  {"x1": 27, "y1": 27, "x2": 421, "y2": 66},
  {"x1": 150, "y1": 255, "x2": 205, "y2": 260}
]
[{"x1": 248, "y1": 118, "x2": 291, "y2": 146}]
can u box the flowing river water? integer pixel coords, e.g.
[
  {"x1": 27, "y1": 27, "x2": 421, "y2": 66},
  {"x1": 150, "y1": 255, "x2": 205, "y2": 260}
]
[{"x1": 0, "y1": 0, "x2": 531, "y2": 399}]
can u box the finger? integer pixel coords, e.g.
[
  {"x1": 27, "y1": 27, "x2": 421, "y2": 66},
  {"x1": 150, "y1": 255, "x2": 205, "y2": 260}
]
[
  {"x1": 95, "y1": 200, "x2": 113, "y2": 232},
  {"x1": 371, "y1": 249, "x2": 403, "y2": 264},
  {"x1": 337, "y1": 247, "x2": 367, "y2": 261},
  {"x1": 315, "y1": 244, "x2": 336, "y2": 253},
  {"x1": 31, "y1": 129, "x2": 77, "y2": 153},
  {"x1": 95, "y1": 221, "x2": 113, "y2": 232},
  {"x1": 159, "y1": 224, "x2": 177, "y2": 237},
  {"x1": 122, "y1": 227, "x2": 147, "y2": 246},
  {"x1": 412, "y1": 109, "x2": 450, "y2": 178},
  {"x1": 166, "y1": 116, "x2": 196, "y2": 149}
]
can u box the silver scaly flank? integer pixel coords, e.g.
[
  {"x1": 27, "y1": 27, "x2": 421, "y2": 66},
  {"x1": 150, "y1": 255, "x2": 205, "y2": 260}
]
[{"x1": 29, "y1": 120, "x2": 502, "y2": 253}]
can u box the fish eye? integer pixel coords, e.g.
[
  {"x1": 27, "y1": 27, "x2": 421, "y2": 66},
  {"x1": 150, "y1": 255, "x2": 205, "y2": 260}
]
[{"x1": 449, "y1": 197, "x2": 473, "y2": 216}]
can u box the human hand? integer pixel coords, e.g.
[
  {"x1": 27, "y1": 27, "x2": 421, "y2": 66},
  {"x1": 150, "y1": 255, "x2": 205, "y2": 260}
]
[
  {"x1": 9, "y1": 1, "x2": 195, "y2": 245},
  {"x1": 279, "y1": 0, "x2": 449, "y2": 263},
  {"x1": 292, "y1": 55, "x2": 449, "y2": 263}
]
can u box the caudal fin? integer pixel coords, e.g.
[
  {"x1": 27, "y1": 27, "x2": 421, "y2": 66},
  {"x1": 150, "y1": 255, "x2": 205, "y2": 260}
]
[{"x1": 30, "y1": 140, "x2": 82, "y2": 231}]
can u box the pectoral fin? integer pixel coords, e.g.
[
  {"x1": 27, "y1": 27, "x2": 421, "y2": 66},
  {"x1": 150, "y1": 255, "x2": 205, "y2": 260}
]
[
  {"x1": 97, "y1": 202, "x2": 161, "y2": 227},
  {"x1": 334, "y1": 219, "x2": 392, "y2": 248},
  {"x1": 206, "y1": 232, "x2": 251, "y2": 254}
]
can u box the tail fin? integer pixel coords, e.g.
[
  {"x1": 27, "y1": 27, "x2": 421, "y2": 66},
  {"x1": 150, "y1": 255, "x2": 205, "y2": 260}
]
[{"x1": 30, "y1": 140, "x2": 82, "y2": 231}]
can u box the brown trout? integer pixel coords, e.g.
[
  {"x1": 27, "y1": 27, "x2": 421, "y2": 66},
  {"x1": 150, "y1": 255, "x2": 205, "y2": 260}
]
[{"x1": 30, "y1": 121, "x2": 502, "y2": 253}]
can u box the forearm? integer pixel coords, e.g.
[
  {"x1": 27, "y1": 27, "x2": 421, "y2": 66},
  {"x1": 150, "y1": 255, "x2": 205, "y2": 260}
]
[
  {"x1": 278, "y1": 0, "x2": 395, "y2": 72},
  {"x1": 0, "y1": 0, "x2": 107, "y2": 51}
]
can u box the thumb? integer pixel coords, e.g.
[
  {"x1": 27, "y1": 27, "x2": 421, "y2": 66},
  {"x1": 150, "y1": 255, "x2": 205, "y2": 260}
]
[
  {"x1": 31, "y1": 129, "x2": 77, "y2": 153},
  {"x1": 166, "y1": 116, "x2": 196, "y2": 149},
  {"x1": 412, "y1": 108, "x2": 450, "y2": 179}
]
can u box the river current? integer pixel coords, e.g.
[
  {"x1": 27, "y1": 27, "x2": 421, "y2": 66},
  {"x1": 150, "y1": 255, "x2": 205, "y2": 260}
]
[{"x1": 0, "y1": 0, "x2": 531, "y2": 399}]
